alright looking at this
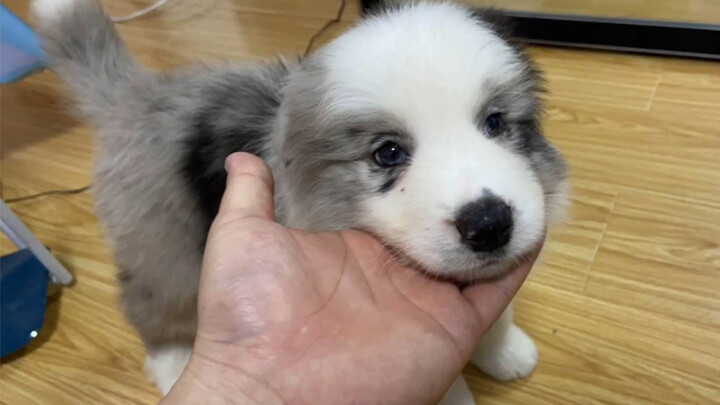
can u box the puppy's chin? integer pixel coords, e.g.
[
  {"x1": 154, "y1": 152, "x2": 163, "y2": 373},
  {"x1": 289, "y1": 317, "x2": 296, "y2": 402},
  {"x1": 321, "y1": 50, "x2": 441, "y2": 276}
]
[
  {"x1": 390, "y1": 249, "x2": 521, "y2": 283},
  {"x1": 427, "y1": 259, "x2": 515, "y2": 283}
]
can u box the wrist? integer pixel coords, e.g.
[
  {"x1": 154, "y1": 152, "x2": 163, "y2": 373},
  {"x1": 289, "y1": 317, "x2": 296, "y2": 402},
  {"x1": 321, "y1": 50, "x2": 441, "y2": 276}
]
[{"x1": 159, "y1": 356, "x2": 283, "y2": 405}]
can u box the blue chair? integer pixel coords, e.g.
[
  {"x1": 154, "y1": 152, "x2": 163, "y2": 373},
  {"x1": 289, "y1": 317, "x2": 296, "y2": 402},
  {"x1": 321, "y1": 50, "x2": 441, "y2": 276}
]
[
  {"x1": 1, "y1": 4, "x2": 46, "y2": 83},
  {"x1": 0, "y1": 5, "x2": 73, "y2": 358}
]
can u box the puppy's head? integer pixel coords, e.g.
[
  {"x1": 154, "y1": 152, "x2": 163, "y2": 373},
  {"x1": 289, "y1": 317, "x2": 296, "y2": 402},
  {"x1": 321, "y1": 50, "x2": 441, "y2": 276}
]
[{"x1": 277, "y1": 2, "x2": 569, "y2": 281}]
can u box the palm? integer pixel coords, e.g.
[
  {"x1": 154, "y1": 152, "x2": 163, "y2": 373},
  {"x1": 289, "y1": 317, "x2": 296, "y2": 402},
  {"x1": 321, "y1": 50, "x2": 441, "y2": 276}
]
[
  {"x1": 195, "y1": 215, "x2": 520, "y2": 404},
  {"x1": 176, "y1": 153, "x2": 536, "y2": 405}
]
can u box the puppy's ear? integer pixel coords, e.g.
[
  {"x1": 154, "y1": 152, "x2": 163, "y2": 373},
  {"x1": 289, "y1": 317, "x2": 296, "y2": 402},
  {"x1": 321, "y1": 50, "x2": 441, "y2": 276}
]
[
  {"x1": 361, "y1": 0, "x2": 401, "y2": 18},
  {"x1": 470, "y1": 8, "x2": 516, "y2": 42},
  {"x1": 473, "y1": 8, "x2": 540, "y2": 84}
]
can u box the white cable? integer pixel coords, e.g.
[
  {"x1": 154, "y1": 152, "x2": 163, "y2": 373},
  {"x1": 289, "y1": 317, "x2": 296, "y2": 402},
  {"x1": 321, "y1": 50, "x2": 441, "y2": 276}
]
[{"x1": 110, "y1": 0, "x2": 172, "y2": 23}]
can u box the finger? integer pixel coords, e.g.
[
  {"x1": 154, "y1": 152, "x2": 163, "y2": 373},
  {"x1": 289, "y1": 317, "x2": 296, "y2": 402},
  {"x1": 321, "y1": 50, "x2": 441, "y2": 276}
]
[
  {"x1": 218, "y1": 152, "x2": 276, "y2": 221},
  {"x1": 462, "y1": 244, "x2": 543, "y2": 334}
]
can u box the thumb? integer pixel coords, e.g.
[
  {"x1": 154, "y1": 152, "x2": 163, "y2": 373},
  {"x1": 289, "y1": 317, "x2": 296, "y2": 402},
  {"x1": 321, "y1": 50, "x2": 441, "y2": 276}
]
[
  {"x1": 218, "y1": 152, "x2": 276, "y2": 221},
  {"x1": 462, "y1": 243, "x2": 542, "y2": 334}
]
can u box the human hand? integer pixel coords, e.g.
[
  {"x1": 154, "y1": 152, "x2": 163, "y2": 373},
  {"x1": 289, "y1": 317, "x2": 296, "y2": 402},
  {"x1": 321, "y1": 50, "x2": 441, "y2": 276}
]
[{"x1": 161, "y1": 153, "x2": 542, "y2": 405}]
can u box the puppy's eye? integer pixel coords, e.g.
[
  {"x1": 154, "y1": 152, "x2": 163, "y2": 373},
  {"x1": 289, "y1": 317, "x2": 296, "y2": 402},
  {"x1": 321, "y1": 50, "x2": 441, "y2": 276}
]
[
  {"x1": 484, "y1": 112, "x2": 504, "y2": 135},
  {"x1": 374, "y1": 142, "x2": 407, "y2": 167}
]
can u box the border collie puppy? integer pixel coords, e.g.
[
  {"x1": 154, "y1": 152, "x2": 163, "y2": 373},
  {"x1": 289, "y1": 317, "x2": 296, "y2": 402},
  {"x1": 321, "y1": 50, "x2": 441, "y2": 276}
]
[{"x1": 32, "y1": 0, "x2": 568, "y2": 403}]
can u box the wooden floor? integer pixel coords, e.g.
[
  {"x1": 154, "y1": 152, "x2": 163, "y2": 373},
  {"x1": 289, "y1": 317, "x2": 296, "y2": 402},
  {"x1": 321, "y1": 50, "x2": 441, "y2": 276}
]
[{"x1": 1, "y1": 1, "x2": 719, "y2": 404}]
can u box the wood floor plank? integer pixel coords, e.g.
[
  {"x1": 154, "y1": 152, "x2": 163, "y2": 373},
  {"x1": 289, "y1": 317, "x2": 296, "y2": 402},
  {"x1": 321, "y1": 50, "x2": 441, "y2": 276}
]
[
  {"x1": 544, "y1": 98, "x2": 720, "y2": 203},
  {"x1": 526, "y1": 181, "x2": 616, "y2": 292},
  {"x1": 529, "y1": 47, "x2": 662, "y2": 87},
  {"x1": 653, "y1": 68, "x2": 720, "y2": 106},
  {"x1": 0, "y1": 73, "x2": 93, "y2": 200},
  {"x1": 465, "y1": 283, "x2": 720, "y2": 405},
  {"x1": 584, "y1": 189, "x2": 720, "y2": 328},
  {"x1": 531, "y1": 48, "x2": 660, "y2": 111}
]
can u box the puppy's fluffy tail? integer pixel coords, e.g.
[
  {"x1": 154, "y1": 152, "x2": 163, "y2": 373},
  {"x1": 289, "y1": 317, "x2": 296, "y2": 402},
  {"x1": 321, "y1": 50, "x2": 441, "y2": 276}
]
[{"x1": 32, "y1": 0, "x2": 145, "y2": 118}]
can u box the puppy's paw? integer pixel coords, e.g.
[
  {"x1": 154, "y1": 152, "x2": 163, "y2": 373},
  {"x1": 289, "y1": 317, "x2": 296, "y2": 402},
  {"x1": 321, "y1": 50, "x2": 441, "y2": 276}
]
[
  {"x1": 472, "y1": 324, "x2": 538, "y2": 382},
  {"x1": 438, "y1": 376, "x2": 476, "y2": 405},
  {"x1": 145, "y1": 345, "x2": 192, "y2": 396}
]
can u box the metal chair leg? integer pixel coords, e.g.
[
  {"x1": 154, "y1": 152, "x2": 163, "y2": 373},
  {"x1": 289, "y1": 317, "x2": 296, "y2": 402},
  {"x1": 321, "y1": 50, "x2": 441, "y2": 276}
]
[{"x1": 0, "y1": 200, "x2": 73, "y2": 285}]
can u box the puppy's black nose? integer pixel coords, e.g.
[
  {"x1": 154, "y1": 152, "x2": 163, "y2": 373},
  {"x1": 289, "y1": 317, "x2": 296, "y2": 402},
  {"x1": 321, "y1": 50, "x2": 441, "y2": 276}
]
[{"x1": 455, "y1": 196, "x2": 513, "y2": 252}]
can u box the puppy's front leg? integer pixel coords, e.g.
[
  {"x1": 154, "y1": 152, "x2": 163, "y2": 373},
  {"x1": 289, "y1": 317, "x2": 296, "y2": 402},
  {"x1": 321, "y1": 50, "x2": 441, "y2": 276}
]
[
  {"x1": 471, "y1": 304, "x2": 538, "y2": 381},
  {"x1": 438, "y1": 376, "x2": 476, "y2": 405}
]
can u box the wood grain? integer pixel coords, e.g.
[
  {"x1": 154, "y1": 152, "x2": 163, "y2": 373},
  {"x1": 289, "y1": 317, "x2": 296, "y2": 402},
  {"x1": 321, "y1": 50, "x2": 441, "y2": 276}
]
[{"x1": 1, "y1": 1, "x2": 719, "y2": 404}]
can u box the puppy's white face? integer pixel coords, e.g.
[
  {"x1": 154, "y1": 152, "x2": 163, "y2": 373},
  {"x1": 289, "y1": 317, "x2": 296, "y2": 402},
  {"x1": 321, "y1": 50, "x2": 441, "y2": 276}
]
[{"x1": 279, "y1": 3, "x2": 568, "y2": 280}]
